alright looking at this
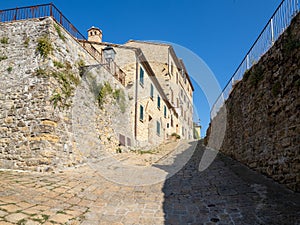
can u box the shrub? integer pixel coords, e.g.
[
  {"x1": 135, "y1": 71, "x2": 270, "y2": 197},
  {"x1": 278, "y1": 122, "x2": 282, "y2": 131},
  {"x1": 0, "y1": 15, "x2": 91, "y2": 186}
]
[
  {"x1": 0, "y1": 37, "x2": 9, "y2": 44},
  {"x1": 97, "y1": 82, "x2": 113, "y2": 107},
  {"x1": 171, "y1": 133, "x2": 181, "y2": 139},
  {"x1": 37, "y1": 36, "x2": 53, "y2": 58},
  {"x1": 24, "y1": 37, "x2": 30, "y2": 48},
  {"x1": 36, "y1": 68, "x2": 48, "y2": 76},
  {"x1": 50, "y1": 92, "x2": 62, "y2": 109},
  {"x1": 53, "y1": 60, "x2": 65, "y2": 69},
  {"x1": 7, "y1": 66, "x2": 13, "y2": 73},
  {"x1": 54, "y1": 24, "x2": 65, "y2": 41},
  {"x1": 0, "y1": 55, "x2": 8, "y2": 61}
]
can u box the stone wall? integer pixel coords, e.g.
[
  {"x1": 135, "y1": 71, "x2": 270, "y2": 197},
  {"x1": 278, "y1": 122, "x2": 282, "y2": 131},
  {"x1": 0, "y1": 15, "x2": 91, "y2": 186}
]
[
  {"x1": 205, "y1": 13, "x2": 300, "y2": 192},
  {"x1": 0, "y1": 17, "x2": 132, "y2": 171}
]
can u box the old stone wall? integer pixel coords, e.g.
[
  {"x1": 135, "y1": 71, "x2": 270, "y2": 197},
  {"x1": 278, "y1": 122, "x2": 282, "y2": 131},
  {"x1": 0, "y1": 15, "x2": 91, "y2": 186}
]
[
  {"x1": 0, "y1": 17, "x2": 132, "y2": 171},
  {"x1": 206, "y1": 13, "x2": 300, "y2": 192}
]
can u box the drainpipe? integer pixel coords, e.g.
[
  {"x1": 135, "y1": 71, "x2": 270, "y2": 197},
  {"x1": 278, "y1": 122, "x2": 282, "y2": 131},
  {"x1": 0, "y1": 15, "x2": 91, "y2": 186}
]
[{"x1": 134, "y1": 52, "x2": 140, "y2": 141}]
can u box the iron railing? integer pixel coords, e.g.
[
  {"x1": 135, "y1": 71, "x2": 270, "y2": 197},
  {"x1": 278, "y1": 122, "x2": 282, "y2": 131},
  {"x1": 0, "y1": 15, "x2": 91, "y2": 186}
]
[
  {"x1": 210, "y1": 0, "x2": 299, "y2": 119},
  {"x1": 79, "y1": 40, "x2": 126, "y2": 86},
  {"x1": 0, "y1": 3, "x2": 126, "y2": 86},
  {"x1": 0, "y1": 3, "x2": 86, "y2": 40}
]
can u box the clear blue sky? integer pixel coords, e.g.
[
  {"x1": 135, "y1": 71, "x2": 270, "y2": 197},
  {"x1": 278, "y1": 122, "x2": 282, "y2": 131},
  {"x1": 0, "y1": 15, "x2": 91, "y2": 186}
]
[{"x1": 1, "y1": 0, "x2": 282, "y2": 136}]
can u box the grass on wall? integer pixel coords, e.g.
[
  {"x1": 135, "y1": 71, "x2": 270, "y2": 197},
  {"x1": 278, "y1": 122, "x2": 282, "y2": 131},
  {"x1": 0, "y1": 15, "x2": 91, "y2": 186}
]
[{"x1": 36, "y1": 36, "x2": 53, "y2": 58}]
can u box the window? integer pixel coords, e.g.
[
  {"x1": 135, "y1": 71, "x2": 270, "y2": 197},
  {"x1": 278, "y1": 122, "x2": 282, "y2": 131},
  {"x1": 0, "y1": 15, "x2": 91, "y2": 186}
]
[
  {"x1": 139, "y1": 105, "x2": 144, "y2": 121},
  {"x1": 150, "y1": 84, "x2": 154, "y2": 99},
  {"x1": 139, "y1": 67, "x2": 144, "y2": 86},
  {"x1": 176, "y1": 72, "x2": 178, "y2": 84},
  {"x1": 182, "y1": 127, "x2": 184, "y2": 136},
  {"x1": 177, "y1": 98, "x2": 179, "y2": 108},
  {"x1": 156, "y1": 121, "x2": 161, "y2": 136},
  {"x1": 171, "y1": 115, "x2": 173, "y2": 127},
  {"x1": 157, "y1": 95, "x2": 161, "y2": 109},
  {"x1": 164, "y1": 105, "x2": 167, "y2": 118},
  {"x1": 171, "y1": 62, "x2": 174, "y2": 75},
  {"x1": 167, "y1": 123, "x2": 170, "y2": 128}
]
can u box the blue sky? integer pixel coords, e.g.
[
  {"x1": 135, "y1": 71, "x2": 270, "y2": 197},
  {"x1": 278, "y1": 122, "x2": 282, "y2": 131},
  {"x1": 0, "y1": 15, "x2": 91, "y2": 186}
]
[{"x1": 0, "y1": 0, "x2": 283, "y2": 136}]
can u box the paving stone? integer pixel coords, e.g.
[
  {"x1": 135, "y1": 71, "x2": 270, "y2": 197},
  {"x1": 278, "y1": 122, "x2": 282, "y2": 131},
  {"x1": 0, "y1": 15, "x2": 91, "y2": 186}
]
[
  {"x1": 0, "y1": 209, "x2": 8, "y2": 217},
  {"x1": 0, "y1": 143, "x2": 299, "y2": 224},
  {"x1": 5, "y1": 212, "x2": 28, "y2": 223},
  {"x1": 0, "y1": 204, "x2": 22, "y2": 213},
  {"x1": 49, "y1": 213, "x2": 74, "y2": 224}
]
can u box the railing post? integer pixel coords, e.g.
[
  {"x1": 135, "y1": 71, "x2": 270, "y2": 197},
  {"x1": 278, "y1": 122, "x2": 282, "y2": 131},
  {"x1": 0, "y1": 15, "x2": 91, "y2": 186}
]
[
  {"x1": 270, "y1": 18, "x2": 275, "y2": 44},
  {"x1": 246, "y1": 54, "x2": 250, "y2": 69},
  {"x1": 50, "y1": 3, "x2": 53, "y2": 17},
  {"x1": 13, "y1": 7, "x2": 18, "y2": 21}
]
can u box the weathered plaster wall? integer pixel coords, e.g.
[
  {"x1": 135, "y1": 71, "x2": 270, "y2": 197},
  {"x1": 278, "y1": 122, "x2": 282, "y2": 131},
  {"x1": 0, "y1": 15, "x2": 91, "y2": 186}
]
[{"x1": 206, "y1": 13, "x2": 300, "y2": 192}]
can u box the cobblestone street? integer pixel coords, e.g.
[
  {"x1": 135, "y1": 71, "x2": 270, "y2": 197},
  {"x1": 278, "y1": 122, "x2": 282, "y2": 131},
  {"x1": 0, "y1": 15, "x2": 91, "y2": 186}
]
[{"x1": 0, "y1": 142, "x2": 299, "y2": 225}]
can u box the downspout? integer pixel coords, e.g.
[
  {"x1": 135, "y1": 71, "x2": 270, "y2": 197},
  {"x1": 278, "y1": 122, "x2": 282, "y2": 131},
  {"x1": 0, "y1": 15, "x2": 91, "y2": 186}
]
[{"x1": 134, "y1": 51, "x2": 140, "y2": 141}]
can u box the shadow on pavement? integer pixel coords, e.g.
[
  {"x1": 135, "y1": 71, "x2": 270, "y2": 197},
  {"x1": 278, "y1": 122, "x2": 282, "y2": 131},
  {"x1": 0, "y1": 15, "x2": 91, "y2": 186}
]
[{"x1": 155, "y1": 141, "x2": 300, "y2": 225}]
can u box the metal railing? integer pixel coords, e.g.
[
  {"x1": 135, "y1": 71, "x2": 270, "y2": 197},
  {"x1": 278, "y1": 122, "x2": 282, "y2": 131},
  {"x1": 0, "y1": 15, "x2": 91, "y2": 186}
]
[
  {"x1": 210, "y1": 0, "x2": 299, "y2": 119},
  {"x1": 79, "y1": 40, "x2": 126, "y2": 86},
  {"x1": 0, "y1": 3, "x2": 126, "y2": 86},
  {"x1": 0, "y1": 3, "x2": 86, "y2": 40}
]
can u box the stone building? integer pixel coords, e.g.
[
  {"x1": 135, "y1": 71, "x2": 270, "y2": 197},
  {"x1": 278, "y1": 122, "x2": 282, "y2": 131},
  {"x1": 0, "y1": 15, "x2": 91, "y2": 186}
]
[
  {"x1": 87, "y1": 27, "x2": 195, "y2": 146},
  {"x1": 0, "y1": 4, "x2": 195, "y2": 171}
]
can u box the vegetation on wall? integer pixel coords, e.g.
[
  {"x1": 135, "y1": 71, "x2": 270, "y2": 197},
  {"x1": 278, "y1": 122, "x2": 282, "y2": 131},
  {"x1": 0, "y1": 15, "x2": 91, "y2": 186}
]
[
  {"x1": 171, "y1": 133, "x2": 181, "y2": 140},
  {"x1": 0, "y1": 55, "x2": 8, "y2": 61},
  {"x1": 36, "y1": 36, "x2": 53, "y2": 58},
  {"x1": 7, "y1": 66, "x2": 13, "y2": 73},
  {"x1": 88, "y1": 78, "x2": 126, "y2": 113},
  {"x1": 54, "y1": 24, "x2": 66, "y2": 41},
  {"x1": 24, "y1": 37, "x2": 30, "y2": 48},
  {"x1": 0, "y1": 37, "x2": 9, "y2": 44},
  {"x1": 35, "y1": 61, "x2": 80, "y2": 109}
]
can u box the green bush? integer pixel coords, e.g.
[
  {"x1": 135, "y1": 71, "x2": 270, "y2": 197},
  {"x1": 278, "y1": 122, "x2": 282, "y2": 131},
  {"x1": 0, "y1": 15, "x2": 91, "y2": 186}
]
[
  {"x1": 50, "y1": 92, "x2": 62, "y2": 109},
  {"x1": 24, "y1": 37, "x2": 30, "y2": 48},
  {"x1": 7, "y1": 66, "x2": 13, "y2": 73},
  {"x1": 50, "y1": 70, "x2": 79, "y2": 109},
  {"x1": 54, "y1": 24, "x2": 65, "y2": 41},
  {"x1": 37, "y1": 36, "x2": 53, "y2": 58},
  {"x1": 0, "y1": 55, "x2": 8, "y2": 61},
  {"x1": 35, "y1": 68, "x2": 48, "y2": 76},
  {"x1": 0, "y1": 37, "x2": 9, "y2": 44},
  {"x1": 171, "y1": 133, "x2": 181, "y2": 139},
  {"x1": 98, "y1": 82, "x2": 113, "y2": 107},
  {"x1": 53, "y1": 60, "x2": 65, "y2": 69}
]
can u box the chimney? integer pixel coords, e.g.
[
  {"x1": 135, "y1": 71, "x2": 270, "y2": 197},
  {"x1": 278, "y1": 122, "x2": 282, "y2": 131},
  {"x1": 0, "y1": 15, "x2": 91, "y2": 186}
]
[{"x1": 87, "y1": 26, "x2": 102, "y2": 43}]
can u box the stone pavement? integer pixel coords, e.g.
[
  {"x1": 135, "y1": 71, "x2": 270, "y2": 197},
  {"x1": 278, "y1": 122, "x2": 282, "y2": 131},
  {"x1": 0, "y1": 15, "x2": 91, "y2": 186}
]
[{"x1": 0, "y1": 141, "x2": 299, "y2": 225}]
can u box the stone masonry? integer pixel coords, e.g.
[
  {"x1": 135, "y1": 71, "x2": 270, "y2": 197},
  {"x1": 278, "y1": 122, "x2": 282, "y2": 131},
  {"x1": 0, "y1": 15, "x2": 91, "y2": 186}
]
[
  {"x1": 206, "y1": 13, "x2": 300, "y2": 192},
  {"x1": 0, "y1": 17, "x2": 132, "y2": 171}
]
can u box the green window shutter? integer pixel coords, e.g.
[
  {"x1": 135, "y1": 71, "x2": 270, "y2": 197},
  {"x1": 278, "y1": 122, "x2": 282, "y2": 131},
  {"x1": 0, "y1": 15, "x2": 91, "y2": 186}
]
[
  {"x1": 157, "y1": 95, "x2": 161, "y2": 109},
  {"x1": 139, "y1": 105, "x2": 144, "y2": 121},
  {"x1": 140, "y1": 67, "x2": 144, "y2": 85},
  {"x1": 164, "y1": 105, "x2": 167, "y2": 118},
  {"x1": 150, "y1": 84, "x2": 154, "y2": 99},
  {"x1": 156, "y1": 121, "x2": 160, "y2": 136}
]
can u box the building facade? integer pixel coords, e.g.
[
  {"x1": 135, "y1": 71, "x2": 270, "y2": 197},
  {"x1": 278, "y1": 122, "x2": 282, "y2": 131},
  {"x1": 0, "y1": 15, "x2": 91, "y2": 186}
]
[{"x1": 87, "y1": 27, "x2": 194, "y2": 147}]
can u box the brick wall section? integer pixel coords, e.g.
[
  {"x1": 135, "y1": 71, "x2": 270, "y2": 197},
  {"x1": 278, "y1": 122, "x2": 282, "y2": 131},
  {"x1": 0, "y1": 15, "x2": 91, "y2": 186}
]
[{"x1": 205, "y1": 13, "x2": 300, "y2": 192}]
